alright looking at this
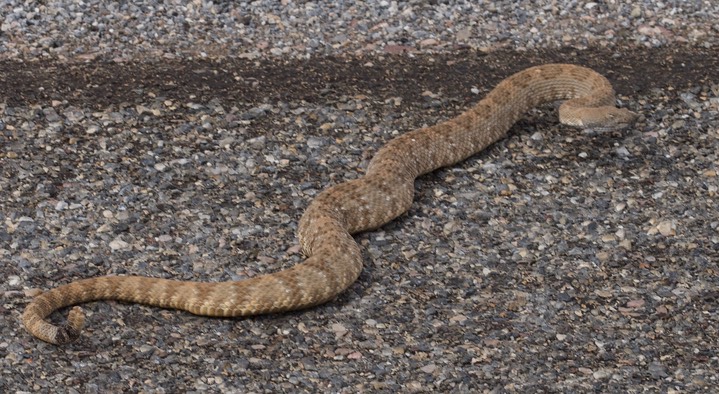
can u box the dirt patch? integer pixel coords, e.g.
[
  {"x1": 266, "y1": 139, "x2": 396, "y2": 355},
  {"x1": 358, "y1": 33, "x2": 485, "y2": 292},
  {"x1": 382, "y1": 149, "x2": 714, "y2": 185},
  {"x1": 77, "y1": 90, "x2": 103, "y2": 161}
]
[{"x1": 1, "y1": 46, "x2": 717, "y2": 109}]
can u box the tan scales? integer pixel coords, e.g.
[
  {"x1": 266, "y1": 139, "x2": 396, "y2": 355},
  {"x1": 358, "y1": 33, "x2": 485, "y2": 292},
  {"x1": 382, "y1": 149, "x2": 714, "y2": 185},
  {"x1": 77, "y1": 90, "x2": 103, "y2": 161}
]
[{"x1": 22, "y1": 64, "x2": 638, "y2": 345}]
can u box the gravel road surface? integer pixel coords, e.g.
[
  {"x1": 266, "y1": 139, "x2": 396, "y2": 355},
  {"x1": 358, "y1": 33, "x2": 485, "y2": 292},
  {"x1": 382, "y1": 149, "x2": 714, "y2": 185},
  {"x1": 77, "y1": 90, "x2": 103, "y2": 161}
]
[{"x1": 1, "y1": 1, "x2": 718, "y2": 392}]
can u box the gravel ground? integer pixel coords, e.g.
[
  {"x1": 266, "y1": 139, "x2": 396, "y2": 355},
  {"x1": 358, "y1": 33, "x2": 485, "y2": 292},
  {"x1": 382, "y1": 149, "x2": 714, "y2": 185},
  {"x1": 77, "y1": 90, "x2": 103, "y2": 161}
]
[
  {"x1": 0, "y1": 0, "x2": 718, "y2": 60},
  {"x1": 1, "y1": 1, "x2": 719, "y2": 393}
]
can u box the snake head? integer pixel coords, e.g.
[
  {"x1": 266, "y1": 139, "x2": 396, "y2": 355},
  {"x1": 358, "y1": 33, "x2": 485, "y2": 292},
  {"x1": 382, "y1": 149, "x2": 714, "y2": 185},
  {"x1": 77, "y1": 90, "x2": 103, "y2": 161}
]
[
  {"x1": 600, "y1": 107, "x2": 639, "y2": 131},
  {"x1": 560, "y1": 105, "x2": 639, "y2": 133}
]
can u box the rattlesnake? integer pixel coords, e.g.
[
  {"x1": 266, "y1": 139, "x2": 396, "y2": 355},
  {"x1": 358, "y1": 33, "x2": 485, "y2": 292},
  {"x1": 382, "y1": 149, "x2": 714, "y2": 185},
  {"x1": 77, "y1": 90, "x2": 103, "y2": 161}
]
[{"x1": 22, "y1": 64, "x2": 638, "y2": 345}]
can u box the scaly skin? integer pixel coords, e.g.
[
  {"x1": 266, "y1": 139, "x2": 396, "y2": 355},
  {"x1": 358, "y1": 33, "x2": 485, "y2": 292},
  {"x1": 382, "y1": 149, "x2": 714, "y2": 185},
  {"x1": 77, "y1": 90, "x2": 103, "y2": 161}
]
[{"x1": 22, "y1": 64, "x2": 638, "y2": 345}]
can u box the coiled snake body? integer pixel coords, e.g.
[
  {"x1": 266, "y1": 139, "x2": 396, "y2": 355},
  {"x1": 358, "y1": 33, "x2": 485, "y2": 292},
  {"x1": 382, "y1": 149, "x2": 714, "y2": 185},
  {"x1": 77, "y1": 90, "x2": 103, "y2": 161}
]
[{"x1": 22, "y1": 64, "x2": 638, "y2": 345}]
